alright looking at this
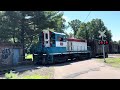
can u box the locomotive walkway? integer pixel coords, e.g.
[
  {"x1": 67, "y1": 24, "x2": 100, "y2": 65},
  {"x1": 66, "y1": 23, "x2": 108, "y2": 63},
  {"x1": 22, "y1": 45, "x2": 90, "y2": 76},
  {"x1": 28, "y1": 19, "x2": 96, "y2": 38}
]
[{"x1": 54, "y1": 57, "x2": 120, "y2": 79}]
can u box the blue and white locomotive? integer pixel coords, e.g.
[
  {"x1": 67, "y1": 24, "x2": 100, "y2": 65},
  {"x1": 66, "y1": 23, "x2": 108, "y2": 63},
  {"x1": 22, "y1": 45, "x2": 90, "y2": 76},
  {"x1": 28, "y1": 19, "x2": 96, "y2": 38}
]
[{"x1": 30, "y1": 29, "x2": 91, "y2": 64}]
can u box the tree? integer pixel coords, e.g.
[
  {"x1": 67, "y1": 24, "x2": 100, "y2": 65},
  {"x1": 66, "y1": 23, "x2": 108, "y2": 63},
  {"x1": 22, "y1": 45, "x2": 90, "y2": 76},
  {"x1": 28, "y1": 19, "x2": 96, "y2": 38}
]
[
  {"x1": 45, "y1": 11, "x2": 66, "y2": 33},
  {"x1": 76, "y1": 22, "x2": 87, "y2": 39},
  {"x1": 113, "y1": 41, "x2": 118, "y2": 44},
  {"x1": 24, "y1": 11, "x2": 66, "y2": 50},
  {"x1": 118, "y1": 40, "x2": 120, "y2": 45},
  {"x1": 105, "y1": 29, "x2": 112, "y2": 41},
  {"x1": 76, "y1": 18, "x2": 112, "y2": 41},
  {"x1": 0, "y1": 11, "x2": 13, "y2": 42},
  {"x1": 68, "y1": 19, "x2": 81, "y2": 37},
  {"x1": 0, "y1": 11, "x2": 67, "y2": 54},
  {"x1": 68, "y1": 32, "x2": 74, "y2": 38}
]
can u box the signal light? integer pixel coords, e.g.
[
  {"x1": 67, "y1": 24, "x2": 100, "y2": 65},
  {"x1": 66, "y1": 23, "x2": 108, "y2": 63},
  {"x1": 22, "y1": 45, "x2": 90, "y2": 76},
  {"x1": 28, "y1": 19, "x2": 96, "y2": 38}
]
[
  {"x1": 100, "y1": 41, "x2": 104, "y2": 44},
  {"x1": 98, "y1": 40, "x2": 109, "y2": 45},
  {"x1": 104, "y1": 40, "x2": 109, "y2": 45},
  {"x1": 98, "y1": 40, "x2": 104, "y2": 45}
]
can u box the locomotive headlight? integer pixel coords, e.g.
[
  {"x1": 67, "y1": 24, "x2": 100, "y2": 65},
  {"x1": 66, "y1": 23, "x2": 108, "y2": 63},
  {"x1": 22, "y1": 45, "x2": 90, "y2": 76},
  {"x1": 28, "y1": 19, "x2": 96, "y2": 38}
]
[
  {"x1": 43, "y1": 54, "x2": 47, "y2": 55},
  {"x1": 34, "y1": 54, "x2": 38, "y2": 55}
]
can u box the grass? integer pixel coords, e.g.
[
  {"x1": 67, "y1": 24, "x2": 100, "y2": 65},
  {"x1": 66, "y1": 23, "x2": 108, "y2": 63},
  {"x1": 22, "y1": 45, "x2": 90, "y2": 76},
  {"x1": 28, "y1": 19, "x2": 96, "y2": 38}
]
[
  {"x1": 5, "y1": 71, "x2": 18, "y2": 79},
  {"x1": 25, "y1": 54, "x2": 33, "y2": 61},
  {"x1": 22, "y1": 75, "x2": 50, "y2": 79},
  {"x1": 5, "y1": 71, "x2": 50, "y2": 79},
  {"x1": 98, "y1": 58, "x2": 120, "y2": 68}
]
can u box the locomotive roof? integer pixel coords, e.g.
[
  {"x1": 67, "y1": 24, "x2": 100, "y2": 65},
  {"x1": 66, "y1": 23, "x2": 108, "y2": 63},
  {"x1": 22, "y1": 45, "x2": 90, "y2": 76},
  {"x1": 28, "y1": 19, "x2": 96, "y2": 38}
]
[
  {"x1": 67, "y1": 38, "x2": 86, "y2": 42},
  {"x1": 53, "y1": 31, "x2": 66, "y2": 35}
]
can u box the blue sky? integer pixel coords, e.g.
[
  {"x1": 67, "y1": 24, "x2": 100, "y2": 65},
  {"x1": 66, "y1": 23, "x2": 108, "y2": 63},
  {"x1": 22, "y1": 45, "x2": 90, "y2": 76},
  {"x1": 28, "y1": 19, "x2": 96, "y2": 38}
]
[{"x1": 63, "y1": 11, "x2": 120, "y2": 41}]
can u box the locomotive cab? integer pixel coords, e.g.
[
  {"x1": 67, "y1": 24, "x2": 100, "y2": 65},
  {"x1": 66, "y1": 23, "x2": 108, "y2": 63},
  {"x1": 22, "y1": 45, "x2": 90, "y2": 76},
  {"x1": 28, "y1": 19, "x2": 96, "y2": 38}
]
[{"x1": 40, "y1": 30, "x2": 67, "y2": 54}]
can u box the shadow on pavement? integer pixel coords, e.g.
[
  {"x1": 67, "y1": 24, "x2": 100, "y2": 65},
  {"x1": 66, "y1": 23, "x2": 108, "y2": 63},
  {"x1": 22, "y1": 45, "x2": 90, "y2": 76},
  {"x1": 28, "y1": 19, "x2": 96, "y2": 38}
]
[
  {"x1": 49, "y1": 58, "x2": 92, "y2": 67},
  {"x1": 0, "y1": 65, "x2": 44, "y2": 76},
  {"x1": 0, "y1": 58, "x2": 93, "y2": 76}
]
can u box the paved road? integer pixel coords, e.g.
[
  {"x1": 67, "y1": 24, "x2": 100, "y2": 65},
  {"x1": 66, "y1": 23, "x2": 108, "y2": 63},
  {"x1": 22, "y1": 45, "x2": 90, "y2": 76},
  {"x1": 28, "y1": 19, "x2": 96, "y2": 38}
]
[
  {"x1": 54, "y1": 54, "x2": 120, "y2": 79},
  {"x1": 0, "y1": 54, "x2": 120, "y2": 79},
  {"x1": 108, "y1": 54, "x2": 120, "y2": 58}
]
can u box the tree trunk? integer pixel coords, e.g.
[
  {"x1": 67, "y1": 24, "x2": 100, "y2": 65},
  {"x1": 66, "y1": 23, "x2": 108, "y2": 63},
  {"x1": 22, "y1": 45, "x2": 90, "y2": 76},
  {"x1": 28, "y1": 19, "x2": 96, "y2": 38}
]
[
  {"x1": 13, "y1": 32, "x2": 16, "y2": 43},
  {"x1": 21, "y1": 12, "x2": 25, "y2": 60}
]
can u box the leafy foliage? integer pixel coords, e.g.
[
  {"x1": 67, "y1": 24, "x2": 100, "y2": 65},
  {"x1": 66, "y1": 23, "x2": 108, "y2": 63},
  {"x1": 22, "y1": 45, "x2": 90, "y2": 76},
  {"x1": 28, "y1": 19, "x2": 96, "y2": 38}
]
[
  {"x1": 69, "y1": 18, "x2": 112, "y2": 41},
  {"x1": 5, "y1": 71, "x2": 17, "y2": 79},
  {"x1": 118, "y1": 40, "x2": 120, "y2": 44},
  {"x1": 5, "y1": 71, "x2": 49, "y2": 79},
  {"x1": 68, "y1": 19, "x2": 81, "y2": 37},
  {"x1": 0, "y1": 11, "x2": 66, "y2": 53}
]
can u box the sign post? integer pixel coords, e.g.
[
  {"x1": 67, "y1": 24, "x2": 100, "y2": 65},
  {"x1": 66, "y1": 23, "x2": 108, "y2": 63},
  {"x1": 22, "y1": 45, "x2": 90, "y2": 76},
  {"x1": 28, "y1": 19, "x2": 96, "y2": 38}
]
[{"x1": 98, "y1": 30, "x2": 106, "y2": 63}]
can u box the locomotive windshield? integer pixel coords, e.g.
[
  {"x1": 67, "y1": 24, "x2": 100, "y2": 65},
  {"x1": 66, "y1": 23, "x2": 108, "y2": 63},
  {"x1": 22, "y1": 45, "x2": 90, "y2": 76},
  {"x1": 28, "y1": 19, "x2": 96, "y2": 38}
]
[
  {"x1": 59, "y1": 37, "x2": 63, "y2": 41},
  {"x1": 50, "y1": 33, "x2": 55, "y2": 44},
  {"x1": 51, "y1": 33, "x2": 55, "y2": 39},
  {"x1": 45, "y1": 33, "x2": 48, "y2": 39},
  {"x1": 58, "y1": 36, "x2": 66, "y2": 41}
]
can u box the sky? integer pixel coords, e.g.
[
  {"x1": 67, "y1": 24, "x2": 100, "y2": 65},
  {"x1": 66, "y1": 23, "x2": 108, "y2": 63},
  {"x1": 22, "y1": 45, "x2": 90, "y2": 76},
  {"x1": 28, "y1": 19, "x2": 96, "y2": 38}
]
[{"x1": 63, "y1": 11, "x2": 120, "y2": 41}]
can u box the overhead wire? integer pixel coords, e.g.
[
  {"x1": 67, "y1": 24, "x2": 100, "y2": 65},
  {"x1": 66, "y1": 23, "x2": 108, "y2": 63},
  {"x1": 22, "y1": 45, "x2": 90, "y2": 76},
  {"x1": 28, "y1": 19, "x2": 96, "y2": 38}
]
[{"x1": 83, "y1": 11, "x2": 92, "y2": 22}]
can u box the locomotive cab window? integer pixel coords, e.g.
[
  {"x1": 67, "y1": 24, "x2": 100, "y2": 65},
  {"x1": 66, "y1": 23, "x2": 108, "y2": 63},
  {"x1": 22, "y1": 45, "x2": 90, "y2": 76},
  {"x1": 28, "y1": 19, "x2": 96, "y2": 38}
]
[
  {"x1": 50, "y1": 33, "x2": 55, "y2": 39},
  {"x1": 45, "y1": 33, "x2": 48, "y2": 39},
  {"x1": 59, "y1": 37, "x2": 63, "y2": 41},
  {"x1": 46, "y1": 41, "x2": 48, "y2": 44},
  {"x1": 50, "y1": 39, "x2": 55, "y2": 44},
  {"x1": 64, "y1": 36, "x2": 66, "y2": 41},
  {"x1": 51, "y1": 40, "x2": 55, "y2": 44},
  {"x1": 60, "y1": 38, "x2": 63, "y2": 41}
]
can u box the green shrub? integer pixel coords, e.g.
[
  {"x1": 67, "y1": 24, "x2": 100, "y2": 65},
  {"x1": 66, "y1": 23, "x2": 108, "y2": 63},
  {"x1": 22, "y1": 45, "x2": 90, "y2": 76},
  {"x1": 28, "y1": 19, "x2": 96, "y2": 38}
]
[
  {"x1": 5, "y1": 71, "x2": 18, "y2": 79},
  {"x1": 25, "y1": 54, "x2": 33, "y2": 61},
  {"x1": 5, "y1": 70, "x2": 50, "y2": 79}
]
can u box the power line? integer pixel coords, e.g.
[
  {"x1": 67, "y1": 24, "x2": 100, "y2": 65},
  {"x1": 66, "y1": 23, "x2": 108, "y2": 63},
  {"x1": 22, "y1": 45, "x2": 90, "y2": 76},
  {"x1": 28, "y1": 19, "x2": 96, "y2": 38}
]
[{"x1": 84, "y1": 11, "x2": 91, "y2": 22}]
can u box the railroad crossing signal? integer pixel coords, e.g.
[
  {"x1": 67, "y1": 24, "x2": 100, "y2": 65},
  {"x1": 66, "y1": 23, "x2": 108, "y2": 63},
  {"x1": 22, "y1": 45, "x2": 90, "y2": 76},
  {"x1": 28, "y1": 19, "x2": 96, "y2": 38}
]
[
  {"x1": 98, "y1": 30, "x2": 107, "y2": 63},
  {"x1": 98, "y1": 30, "x2": 106, "y2": 38},
  {"x1": 98, "y1": 30, "x2": 109, "y2": 45}
]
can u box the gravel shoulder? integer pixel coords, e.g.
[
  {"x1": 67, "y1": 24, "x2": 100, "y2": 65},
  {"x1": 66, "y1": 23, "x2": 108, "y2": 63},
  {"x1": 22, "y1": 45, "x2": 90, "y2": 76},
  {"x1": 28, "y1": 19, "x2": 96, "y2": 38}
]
[
  {"x1": 0, "y1": 65, "x2": 54, "y2": 79},
  {"x1": 17, "y1": 66, "x2": 54, "y2": 79}
]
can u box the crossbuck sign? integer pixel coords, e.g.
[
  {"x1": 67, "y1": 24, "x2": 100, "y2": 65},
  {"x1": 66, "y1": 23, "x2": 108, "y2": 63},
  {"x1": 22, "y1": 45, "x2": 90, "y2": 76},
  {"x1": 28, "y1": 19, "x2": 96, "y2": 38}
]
[{"x1": 98, "y1": 30, "x2": 106, "y2": 38}]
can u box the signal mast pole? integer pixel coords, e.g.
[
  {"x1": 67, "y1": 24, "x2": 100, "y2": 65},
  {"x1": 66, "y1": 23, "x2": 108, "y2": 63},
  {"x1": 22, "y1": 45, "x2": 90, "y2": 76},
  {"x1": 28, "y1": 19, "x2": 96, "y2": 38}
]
[
  {"x1": 102, "y1": 36, "x2": 106, "y2": 63},
  {"x1": 99, "y1": 30, "x2": 107, "y2": 63}
]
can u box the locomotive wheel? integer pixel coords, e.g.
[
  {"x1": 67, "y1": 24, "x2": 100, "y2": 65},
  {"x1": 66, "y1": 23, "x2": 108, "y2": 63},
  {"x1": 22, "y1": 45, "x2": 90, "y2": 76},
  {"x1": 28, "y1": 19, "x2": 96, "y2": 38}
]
[
  {"x1": 42, "y1": 59, "x2": 47, "y2": 65},
  {"x1": 33, "y1": 54, "x2": 39, "y2": 65}
]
